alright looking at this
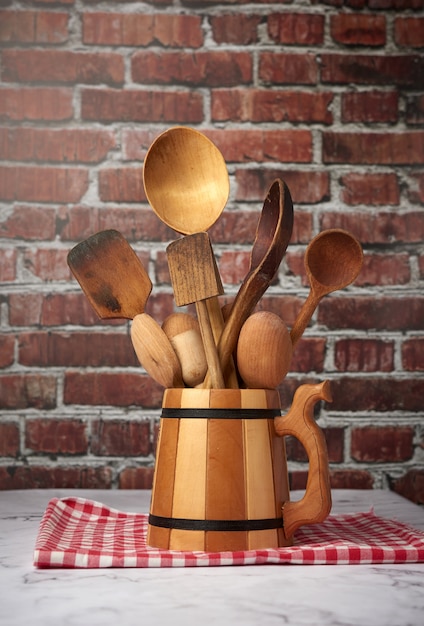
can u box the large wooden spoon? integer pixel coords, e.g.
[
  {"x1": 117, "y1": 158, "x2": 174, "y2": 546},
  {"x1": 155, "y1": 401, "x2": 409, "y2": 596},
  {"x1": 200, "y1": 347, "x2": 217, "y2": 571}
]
[
  {"x1": 203, "y1": 179, "x2": 294, "y2": 388},
  {"x1": 67, "y1": 229, "x2": 183, "y2": 388},
  {"x1": 143, "y1": 126, "x2": 229, "y2": 235},
  {"x1": 143, "y1": 127, "x2": 235, "y2": 387},
  {"x1": 290, "y1": 229, "x2": 363, "y2": 347}
]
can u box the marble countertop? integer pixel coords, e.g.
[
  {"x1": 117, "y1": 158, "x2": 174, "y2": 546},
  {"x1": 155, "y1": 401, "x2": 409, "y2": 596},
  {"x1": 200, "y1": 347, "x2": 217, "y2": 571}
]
[{"x1": 1, "y1": 488, "x2": 423, "y2": 626}]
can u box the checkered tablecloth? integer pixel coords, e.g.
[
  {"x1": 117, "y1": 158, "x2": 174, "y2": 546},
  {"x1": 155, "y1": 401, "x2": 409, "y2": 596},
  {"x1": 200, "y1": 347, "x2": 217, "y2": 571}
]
[{"x1": 33, "y1": 497, "x2": 424, "y2": 568}]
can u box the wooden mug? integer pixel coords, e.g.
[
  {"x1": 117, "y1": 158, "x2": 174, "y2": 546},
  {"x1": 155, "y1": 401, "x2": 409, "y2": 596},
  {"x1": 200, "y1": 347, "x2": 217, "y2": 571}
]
[{"x1": 147, "y1": 381, "x2": 332, "y2": 552}]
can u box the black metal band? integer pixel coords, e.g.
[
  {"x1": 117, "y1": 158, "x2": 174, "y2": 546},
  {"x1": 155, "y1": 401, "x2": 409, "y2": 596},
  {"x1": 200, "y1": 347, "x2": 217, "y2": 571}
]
[
  {"x1": 148, "y1": 514, "x2": 283, "y2": 532},
  {"x1": 160, "y1": 408, "x2": 281, "y2": 420}
]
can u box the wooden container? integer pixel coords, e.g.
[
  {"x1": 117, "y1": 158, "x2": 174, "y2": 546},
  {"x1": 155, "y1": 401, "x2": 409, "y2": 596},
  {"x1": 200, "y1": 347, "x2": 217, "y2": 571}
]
[{"x1": 147, "y1": 383, "x2": 332, "y2": 552}]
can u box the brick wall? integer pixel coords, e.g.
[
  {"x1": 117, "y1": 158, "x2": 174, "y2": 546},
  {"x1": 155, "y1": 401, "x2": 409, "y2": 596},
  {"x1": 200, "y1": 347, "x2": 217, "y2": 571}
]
[{"x1": 0, "y1": 0, "x2": 423, "y2": 503}]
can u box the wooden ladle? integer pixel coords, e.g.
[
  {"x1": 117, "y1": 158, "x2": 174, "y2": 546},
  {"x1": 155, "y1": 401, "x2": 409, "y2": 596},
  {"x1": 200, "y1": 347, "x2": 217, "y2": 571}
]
[
  {"x1": 203, "y1": 178, "x2": 294, "y2": 388},
  {"x1": 290, "y1": 229, "x2": 363, "y2": 347}
]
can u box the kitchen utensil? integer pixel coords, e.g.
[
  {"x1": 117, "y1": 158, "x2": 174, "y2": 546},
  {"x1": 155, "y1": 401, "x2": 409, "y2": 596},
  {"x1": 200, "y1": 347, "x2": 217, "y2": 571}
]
[
  {"x1": 67, "y1": 229, "x2": 152, "y2": 320},
  {"x1": 236, "y1": 311, "x2": 292, "y2": 389},
  {"x1": 67, "y1": 229, "x2": 183, "y2": 388},
  {"x1": 290, "y1": 229, "x2": 363, "y2": 347},
  {"x1": 162, "y1": 313, "x2": 207, "y2": 387},
  {"x1": 143, "y1": 126, "x2": 229, "y2": 236},
  {"x1": 131, "y1": 314, "x2": 184, "y2": 388},
  {"x1": 202, "y1": 178, "x2": 293, "y2": 388},
  {"x1": 143, "y1": 126, "x2": 237, "y2": 387},
  {"x1": 148, "y1": 381, "x2": 332, "y2": 551},
  {"x1": 167, "y1": 232, "x2": 225, "y2": 389}
]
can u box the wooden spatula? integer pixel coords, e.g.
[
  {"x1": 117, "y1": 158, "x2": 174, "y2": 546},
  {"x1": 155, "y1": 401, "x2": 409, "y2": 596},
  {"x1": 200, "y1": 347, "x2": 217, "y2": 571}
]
[
  {"x1": 67, "y1": 229, "x2": 152, "y2": 320},
  {"x1": 67, "y1": 229, "x2": 183, "y2": 388},
  {"x1": 166, "y1": 232, "x2": 225, "y2": 389}
]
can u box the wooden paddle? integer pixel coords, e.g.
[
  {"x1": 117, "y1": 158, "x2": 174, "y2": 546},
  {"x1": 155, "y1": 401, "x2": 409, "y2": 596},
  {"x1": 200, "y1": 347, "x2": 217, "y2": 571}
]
[
  {"x1": 67, "y1": 229, "x2": 183, "y2": 388},
  {"x1": 167, "y1": 232, "x2": 225, "y2": 389}
]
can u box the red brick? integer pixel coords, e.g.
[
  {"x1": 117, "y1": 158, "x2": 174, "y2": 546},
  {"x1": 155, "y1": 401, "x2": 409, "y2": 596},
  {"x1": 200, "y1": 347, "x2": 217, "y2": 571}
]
[
  {"x1": 268, "y1": 13, "x2": 325, "y2": 45},
  {"x1": 219, "y1": 250, "x2": 251, "y2": 286},
  {"x1": 81, "y1": 88, "x2": 203, "y2": 124},
  {"x1": 256, "y1": 295, "x2": 305, "y2": 330},
  {"x1": 391, "y1": 469, "x2": 424, "y2": 506},
  {"x1": 358, "y1": 253, "x2": 410, "y2": 286},
  {"x1": 2, "y1": 50, "x2": 124, "y2": 85},
  {"x1": 0, "y1": 10, "x2": 69, "y2": 43},
  {"x1": 321, "y1": 53, "x2": 423, "y2": 87},
  {"x1": 212, "y1": 89, "x2": 333, "y2": 124},
  {"x1": 98, "y1": 167, "x2": 145, "y2": 202},
  {"x1": 59, "y1": 205, "x2": 173, "y2": 243},
  {"x1": 0, "y1": 248, "x2": 16, "y2": 282},
  {"x1": 91, "y1": 419, "x2": 151, "y2": 456},
  {"x1": 0, "y1": 128, "x2": 115, "y2": 163},
  {"x1": 335, "y1": 339, "x2": 394, "y2": 372},
  {"x1": 395, "y1": 16, "x2": 424, "y2": 47},
  {"x1": 351, "y1": 426, "x2": 414, "y2": 462},
  {"x1": 402, "y1": 337, "x2": 424, "y2": 371},
  {"x1": 119, "y1": 467, "x2": 155, "y2": 489},
  {"x1": 331, "y1": 377, "x2": 423, "y2": 412},
  {"x1": 0, "y1": 374, "x2": 56, "y2": 410},
  {"x1": 406, "y1": 94, "x2": 424, "y2": 124},
  {"x1": 290, "y1": 338, "x2": 326, "y2": 372},
  {"x1": 286, "y1": 427, "x2": 344, "y2": 463},
  {"x1": 323, "y1": 131, "x2": 424, "y2": 165},
  {"x1": 368, "y1": 0, "x2": 424, "y2": 8},
  {"x1": 22, "y1": 248, "x2": 72, "y2": 281},
  {"x1": 206, "y1": 129, "x2": 312, "y2": 163},
  {"x1": 0, "y1": 422, "x2": 20, "y2": 456},
  {"x1": 0, "y1": 166, "x2": 89, "y2": 203},
  {"x1": 318, "y1": 296, "x2": 424, "y2": 331},
  {"x1": 64, "y1": 372, "x2": 163, "y2": 408},
  {"x1": 320, "y1": 211, "x2": 424, "y2": 244},
  {"x1": 235, "y1": 169, "x2": 329, "y2": 204},
  {"x1": 211, "y1": 14, "x2": 261, "y2": 44},
  {"x1": 420, "y1": 255, "x2": 424, "y2": 279},
  {"x1": 0, "y1": 465, "x2": 112, "y2": 490},
  {"x1": 340, "y1": 173, "x2": 400, "y2": 205},
  {"x1": 25, "y1": 419, "x2": 87, "y2": 454},
  {"x1": 0, "y1": 205, "x2": 56, "y2": 240},
  {"x1": 0, "y1": 335, "x2": 15, "y2": 368},
  {"x1": 0, "y1": 87, "x2": 73, "y2": 121},
  {"x1": 83, "y1": 13, "x2": 202, "y2": 46},
  {"x1": 330, "y1": 14, "x2": 386, "y2": 46},
  {"x1": 122, "y1": 128, "x2": 163, "y2": 161},
  {"x1": 40, "y1": 293, "x2": 104, "y2": 326},
  {"x1": 8, "y1": 293, "x2": 44, "y2": 326},
  {"x1": 329, "y1": 470, "x2": 374, "y2": 490},
  {"x1": 131, "y1": 51, "x2": 252, "y2": 86},
  {"x1": 259, "y1": 52, "x2": 318, "y2": 85},
  {"x1": 407, "y1": 172, "x2": 424, "y2": 203},
  {"x1": 18, "y1": 332, "x2": 138, "y2": 367},
  {"x1": 341, "y1": 90, "x2": 398, "y2": 123}
]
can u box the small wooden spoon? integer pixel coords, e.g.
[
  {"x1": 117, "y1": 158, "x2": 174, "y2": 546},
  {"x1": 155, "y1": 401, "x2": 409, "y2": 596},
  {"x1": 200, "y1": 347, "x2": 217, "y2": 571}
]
[
  {"x1": 162, "y1": 313, "x2": 207, "y2": 387},
  {"x1": 290, "y1": 229, "x2": 363, "y2": 347},
  {"x1": 236, "y1": 311, "x2": 292, "y2": 389}
]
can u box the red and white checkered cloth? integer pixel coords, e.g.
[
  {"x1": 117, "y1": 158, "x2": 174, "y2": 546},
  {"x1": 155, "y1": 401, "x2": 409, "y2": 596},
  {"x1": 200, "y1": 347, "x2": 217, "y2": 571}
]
[{"x1": 33, "y1": 497, "x2": 424, "y2": 568}]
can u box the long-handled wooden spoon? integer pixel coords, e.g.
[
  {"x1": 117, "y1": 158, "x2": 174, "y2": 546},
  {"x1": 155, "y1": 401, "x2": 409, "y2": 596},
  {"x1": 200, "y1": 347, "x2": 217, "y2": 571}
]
[
  {"x1": 290, "y1": 229, "x2": 363, "y2": 347},
  {"x1": 203, "y1": 178, "x2": 294, "y2": 388},
  {"x1": 143, "y1": 126, "x2": 236, "y2": 387},
  {"x1": 67, "y1": 229, "x2": 183, "y2": 388}
]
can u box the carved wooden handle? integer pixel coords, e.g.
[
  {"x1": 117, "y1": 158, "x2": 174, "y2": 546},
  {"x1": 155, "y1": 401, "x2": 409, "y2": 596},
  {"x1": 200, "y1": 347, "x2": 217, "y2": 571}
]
[{"x1": 274, "y1": 381, "x2": 332, "y2": 540}]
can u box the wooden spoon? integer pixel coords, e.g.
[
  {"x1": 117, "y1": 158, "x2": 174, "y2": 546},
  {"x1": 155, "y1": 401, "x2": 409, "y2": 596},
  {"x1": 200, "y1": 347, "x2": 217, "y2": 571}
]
[
  {"x1": 203, "y1": 179, "x2": 294, "y2": 388},
  {"x1": 143, "y1": 127, "x2": 234, "y2": 387},
  {"x1": 290, "y1": 229, "x2": 363, "y2": 347},
  {"x1": 143, "y1": 126, "x2": 229, "y2": 235},
  {"x1": 162, "y1": 313, "x2": 207, "y2": 387},
  {"x1": 236, "y1": 311, "x2": 292, "y2": 389},
  {"x1": 67, "y1": 229, "x2": 183, "y2": 388}
]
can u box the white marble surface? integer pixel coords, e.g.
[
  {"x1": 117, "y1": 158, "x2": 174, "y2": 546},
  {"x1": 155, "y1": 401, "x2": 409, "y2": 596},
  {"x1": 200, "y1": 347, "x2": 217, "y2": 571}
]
[{"x1": 1, "y1": 489, "x2": 423, "y2": 626}]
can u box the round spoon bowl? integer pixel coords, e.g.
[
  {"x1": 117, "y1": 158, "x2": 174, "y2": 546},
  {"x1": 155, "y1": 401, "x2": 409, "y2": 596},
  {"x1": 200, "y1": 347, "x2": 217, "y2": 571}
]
[
  {"x1": 143, "y1": 127, "x2": 229, "y2": 235},
  {"x1": 306, "y1": 229, "x2": 363, "y2": 289}
]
